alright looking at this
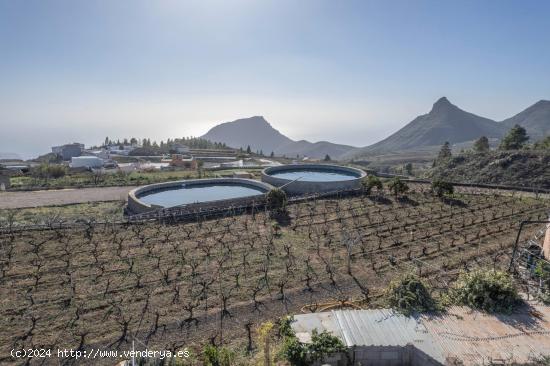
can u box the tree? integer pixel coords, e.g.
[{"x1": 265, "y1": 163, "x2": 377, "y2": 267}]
[
  {"x1": 361, "y1": 175, "x2": 383, "y2": 195},
  {"x1": 499, "y1": 124, "x2": 529, "y2": 150},
  {"x1": 323, "y1": 154, "x2": 331, "y2": 161},
  {"x1": 404, "y1": 163, "x2": 413, "y2": 175},
  {"x1": 270, "y1": 151, "x2": 275, "y2": 158},
  {"x1": 473, "y1": 136, "x2": 490, "y2": 153},
  {"x1": 246, "y1": 145, "x2": 252, "y2": 154},
  {"x1": 130, "y1": 137, "x2": 137, "y2": 145},
  {"x1": 431, "y1": 180, "x2": 454, "y2": 197},
  {"x1": 104, "y1": 137, "x2": 109, "y2": 147},
  {"x1": 387, "y1": 177, "x2": 409, "y2": 197},
  {"x1": 266, "y1": 188, "x2": 288, "y2": 212},
  {"x1": 437, "y1": 141, "x2": 452, "y2": 160}
]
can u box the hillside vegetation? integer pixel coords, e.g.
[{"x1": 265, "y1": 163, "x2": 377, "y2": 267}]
[{"x1": 430, "y1": 150, "x2": 550, "y2": 189}]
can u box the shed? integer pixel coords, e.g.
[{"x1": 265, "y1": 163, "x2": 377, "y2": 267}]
[{"x1": 291, "y1": 306, "x2": 550, "y2": 366}]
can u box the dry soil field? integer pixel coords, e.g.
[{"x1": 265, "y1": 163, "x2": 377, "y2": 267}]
[{"x1": 0, "y1": 188, "x2": 548, "y2": 364}]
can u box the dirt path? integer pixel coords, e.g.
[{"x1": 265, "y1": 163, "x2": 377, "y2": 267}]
[{"x1": 0, "y1": 186, "x2": 136, "y2": 209}]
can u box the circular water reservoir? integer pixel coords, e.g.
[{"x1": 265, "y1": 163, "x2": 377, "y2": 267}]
[
  {"x1": 127, "y1": 178, "x2": 273, "y2": 214},
  {"x1": 267, "y1": 169, "x2": 359, "y2": 182},
  {"x1": 261, "y1": 164, "x2": 366, "y2": 195}
]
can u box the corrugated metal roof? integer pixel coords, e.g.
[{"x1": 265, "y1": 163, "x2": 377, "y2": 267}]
[
  {"x1": 423, "y1": 305, "x2": 550, "y2": 365},
  {"x1": 333, "y1": 309, "x2": 444, "y2": 362},
  {"x1": 291, "y1": 305, "x2": 550, "y2": 365}
]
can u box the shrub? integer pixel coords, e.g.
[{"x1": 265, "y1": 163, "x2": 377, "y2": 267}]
[
  {"x1": 308, "y1": 330, "x2": 347, "y2": 363},
  {"x1": 266, "y1": 188, "x2": 288, "y2": 212},
  {"x1": 280, "y1": 336, "x2": 308, "y2": 366},
  {"x1": 361, "y1": 175, "x2": 383, "y2": 195},
  {"x1": 387, "y1": 177, "x2": 409, "y2": 197},
  {"x1": 431, "y1": 180, "x2": 454, "y2": 197},
  {"x1": 48, "y1": 165, "x2": 67, "y2": 179},
  {"x1": 257, "y1": 321, "x2": 274, "y2": 366},
  {"x1": 32, "y1": 164, "x2": 67, "y2": 181},
  {"x1": 385, "y1": 273, "x2": 438, "y2": 315},
  {"x1": 534, "y1": 260, "x2": 550, "y2": 304},
  {"x1": 449, "y1": 269, "x2": 522, "y2": 313},
  {"x1": 473, "y1": 136, "x2": 490, "y2": 153},
  {"x1": 201, "y1": 345, "x2": 234, "y2": 366},
  {"x1": 280, "y1": 330, "x2": 346, "y2": 366},
  {"x1": 279, "y1": 316, "x2": 295, "y2": 338}
]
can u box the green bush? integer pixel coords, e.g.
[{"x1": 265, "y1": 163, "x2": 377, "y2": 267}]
[
  {"x1": 534, "y1": 260, "x2": 550, "y2": 304},
  {"x1": 308, "y1": 330, "x2": 347, "y2": 362},
  {"x1": 201, "y1": 345, "x2": 234, "y2": 366},
  {"x1": 279, "y1": 329, "x2": 346, "y2": 366},
  {"x1": 361, "y1": 175, "x2": 383, "y2": 195},
  {"x1": 32, "y1": 163, "x2": 67, "y2": 181},
  {"x1": 279, "y1": 316, "x2": 295, "y2": 338},
  {"x1": 385, "y1": 273, "x2": 438, "y2": 315},
  {"x1": 431, "y1": 180, "x2": 454, "y2": 197},
  {"x1": 280, "y1": 336, "x2": 308, "y2": 366},
  {"x1": 266, "y1": 188, "x2": 288, "y2": 212},
  {"x1": 449, "y1": 269, "x2": 522, "y2": 313},
  {"x1": 387, "y1": 177, "x2": 409, "y2": 197}
]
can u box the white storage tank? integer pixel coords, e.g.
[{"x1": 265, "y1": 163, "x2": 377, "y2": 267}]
[{"x1": 70, "y1": 156, "x2": 104, "y2": 168}]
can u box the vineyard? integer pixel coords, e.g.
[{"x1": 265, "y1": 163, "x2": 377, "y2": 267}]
[{"x1": 1, "y1": 185, "x2": 548, "y2": 365}]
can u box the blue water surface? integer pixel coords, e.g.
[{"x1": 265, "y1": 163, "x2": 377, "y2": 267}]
[{"x1": 138, "y1": 183, "x2": 266, "y2": 207}]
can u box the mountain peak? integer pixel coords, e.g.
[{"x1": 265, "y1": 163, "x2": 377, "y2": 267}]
[
  {"x1": 201, "y1": 116, "x2": 356, "y2": 159},
  {"x1": 236, "y1": 115, "x2": 269, "y2": 124},
  {"x1": 431, "y1": 97, "x2": 453, "y2": 112}
]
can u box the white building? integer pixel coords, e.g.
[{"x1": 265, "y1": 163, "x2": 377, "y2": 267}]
[{"x1": 70, "y1": 156, "x2": 104, "y2": 168}]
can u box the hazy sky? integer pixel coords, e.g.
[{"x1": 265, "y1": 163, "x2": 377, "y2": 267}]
[{"x1": 1, "y1": 0, "x2": 549, "y2": 158}]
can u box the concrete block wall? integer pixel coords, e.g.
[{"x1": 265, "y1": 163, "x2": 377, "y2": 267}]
[
  {"x1": 353, "y1": 346, "x2": 411, "y2": 366},
  {"x1": 316, "y1": 345, "x2": 443, "y2": 366}
]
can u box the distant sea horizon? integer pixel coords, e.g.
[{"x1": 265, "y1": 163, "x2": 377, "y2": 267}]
[{"x1": 0, "y1": 152, "x2": 24, "y2": 161}]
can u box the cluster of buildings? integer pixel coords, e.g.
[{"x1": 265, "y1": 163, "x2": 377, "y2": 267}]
[
  {"x1": 50, "y1": 142, "x2": 197, "y2": 171},
  {"x1": 51, "y1": 143, "x2": 105, "y2": 169}
]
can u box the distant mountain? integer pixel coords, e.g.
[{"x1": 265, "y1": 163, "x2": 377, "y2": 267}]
[
  {"x1": 344, "y1": 97, "x2": 507, "y2": 159},
  {"x1": 200, "y1": 99, "x2": 550, "y2": 162},
  {"x1": 500, "y1": 100, "x2": 550, "y2": 141},
  {"x1": 201, "y1": 116, "x2": 356, "y2": 159},
  {"x1": 0, "y1": 152, "x2": 22, "y2": 161}
]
